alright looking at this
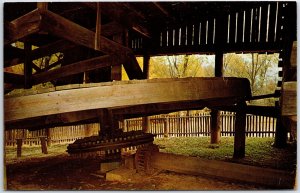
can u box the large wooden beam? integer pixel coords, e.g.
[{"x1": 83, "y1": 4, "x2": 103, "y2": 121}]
[
  {"x1": 5, "y1": 77, "x2": 251, "y2": 123},
  {"x1": 150, "y1": 152, "x2": 295, "y2": 188},
  {"x1": 32, "y1": 55, "x2": 117, "y2": 84},
  {"x1": 24, "y1": 42, "x2": 33, "y2": 88}
]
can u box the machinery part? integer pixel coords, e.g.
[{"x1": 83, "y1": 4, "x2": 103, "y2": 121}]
[
  {"x1": 67, "y1": 130, "x2": 155, "y2": 160},
  {"x1": 135, "y1": 144, "x2": 159, "y2": 174}
]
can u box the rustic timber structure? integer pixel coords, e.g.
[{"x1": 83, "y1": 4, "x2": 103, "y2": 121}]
[{"x1": 4, "y1": 2, "x2": 296, "y2": 161}]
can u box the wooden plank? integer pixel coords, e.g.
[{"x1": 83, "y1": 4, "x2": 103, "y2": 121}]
[
  {"x1": 151, "y1": 152, "x2": 295, "y2": 188},
  {"x1": 5, "y1": 77, "x2": 251, "y2": 123},
  {"x1": 281, "y1": 81, "x2": 297, "y2": 116},
  {"x1": 5, "y1": 9, "x2": 42, "y2": 45},
  {"x1": 32, "y1": 55, "x2": 116, "y2": 84}
]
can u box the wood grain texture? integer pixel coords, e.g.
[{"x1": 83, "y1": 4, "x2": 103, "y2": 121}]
[{"x1": 5, "y1": 77, "x2": 251, "y2": 123}]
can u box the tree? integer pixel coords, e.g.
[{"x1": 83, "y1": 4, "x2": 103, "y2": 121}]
[
  {"x1": 149, "y1": 54, "x2": 214, "y2": 79},
  {"x1": 223, "y1": 52, "x2": 279, "y2": 105}
]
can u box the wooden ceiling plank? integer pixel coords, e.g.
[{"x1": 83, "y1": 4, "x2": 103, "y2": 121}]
[{"x1": 5, "y1": 77, "x2": 251, "y2": 123}]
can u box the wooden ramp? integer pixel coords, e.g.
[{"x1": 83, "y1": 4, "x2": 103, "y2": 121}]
[{"x1": 5, "y1": 77, "x2": 251, "y2": 129}]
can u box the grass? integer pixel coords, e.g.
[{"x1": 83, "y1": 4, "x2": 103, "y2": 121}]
[
  {"x1": 5, "y1": 137, "x2": 296, "y2": 171},
  {"x1": 5, "y1": 144, "x2": 69, "y2": 164},
  {"x1": 154, "y1": 137, "x2": 296, "y2": 171}
]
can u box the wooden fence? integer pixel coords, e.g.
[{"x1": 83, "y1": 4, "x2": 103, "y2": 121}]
[
  {"x1": 5, "y1": 112, "x2": 277, "y2": 146},
  {"x1": 123, "y1": 112, "x2": 277, "y2": 138}
]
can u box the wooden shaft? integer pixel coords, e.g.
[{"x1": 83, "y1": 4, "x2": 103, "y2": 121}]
[{"x1": 210, "y1": 109, "x2": 221, "y2": 144}]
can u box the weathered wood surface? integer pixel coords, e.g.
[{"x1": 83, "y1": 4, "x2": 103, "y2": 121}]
[
  {"x1": 5, "y1": 77, "x2": 251, "y2": 124},
  {"x1": 150, "y1": 152, "x2": 295, "y2": 188},
  {"x1": 281, "y1": 81, "x2": 297, "y2": 116}
]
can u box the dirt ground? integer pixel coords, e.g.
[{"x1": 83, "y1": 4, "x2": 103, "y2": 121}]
[{"x1": 5, "y1": 153, "x2": 269, "y2": 190}]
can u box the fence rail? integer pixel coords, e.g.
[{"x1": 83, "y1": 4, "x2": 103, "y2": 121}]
[{"x1": 5, "y1": 112, "x2": 277, "y2": 146}]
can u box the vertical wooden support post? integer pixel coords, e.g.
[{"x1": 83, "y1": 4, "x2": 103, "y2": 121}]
[
  {"x1": 46, "y1": 128, "x2": 51, "y2": 146},
  {"x1": 98, "y1": 109, "x2": 114, "y2": 137},
  {"x1": 16, "y1": 139, "x2": 22, "y2": 157},
  {"x1": 94, "y1": 2, "x2": 101, "y2": 50},
  {"x1": 164, "y1": 116, "x2": 169, "y2": 138},
  {"x1": 274, "y1": 101, "x2": 287, "y2": 148},
  {"x1": 24, "y1": 42, "x2": 32, "y2": 89},
  {"x1": 210, "y1": 109, "x2": 221, "y2": 144},
  {"x1": 142, "y1": 54, "x2": 151, "y2": 133},
  {"x1": 111, "y1": 34, "x2": 123, "y2": 81},
  {"x1": 233, "y1": 100, "x2": 247, "y2": 159},
  {"x1": 40, "y1": 137, "x2": 48, "y2": 154},
  {"x1": 142, "y1": 117, "x2": 150, "y2": 133},
  {"x1": 143, "y1": 54, "x2": 150, "y2": 79},
  {"x1": 123, "y1": 119, "x2": 128, "y2": 132}
]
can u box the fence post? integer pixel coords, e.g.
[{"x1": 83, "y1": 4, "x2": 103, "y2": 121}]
[
  {"x1": 164, "y1": 116, "x2": 169, "y2": 138},
  {"x1": 233, "y1": 100, "x2": 247, "y2": 159},
  {"x1": 40, "y1": 137, "x2": 48, "y2": 154},
  {"x1": 142, "y1": 116, "x2": 150, "y2": 133},
  {"x1": 16, "y1": 138, "x2": 22, "y2": 157},
  {"x1": 46, "y1": 128, "x2": 52, "y2": 146},
  {"x1": 210, "y1": 109, "x2": 221, "y2": 144}
]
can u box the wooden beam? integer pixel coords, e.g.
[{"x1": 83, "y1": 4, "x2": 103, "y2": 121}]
[
  {"x1": 5, "y1": 77, "x2": 251, "y2": 123},
  {"x1": 4, "y1": 72, "x2": 24, "y2": 85},
  {"x1": 5, "y1": 9, "x2": 42, "y2": 45},
  {"x1": 94, "y1": 2, "x2": 101, "y2": 50},
  {"x1": 85, "y1": 2, "x2": 151, "y2": 38},
  {"x1": 32, "y1": 55, "x2": 116, "y2": 84},
  {"x1": 40, "y1": 10, "x2": 131, "y2": 55},
  {"x1": 40, "y1": 9, "x2": 143, "y2": 79},
  {"x1": 152, "y1": 2, "x2": 171, "y2": 17},
  {"x1": 150, "y1": 152, "x2": 295, "y2": 188}
]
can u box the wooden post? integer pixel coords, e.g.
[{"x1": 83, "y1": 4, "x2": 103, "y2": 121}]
[
  {"x1": 40, "y1": 137, "x2": 48, "y2": 154},
  {"x1": 46, "y1": 128, "x2": 51, "y2": 146},
  {"x1": 111, "y1": 34, "x2": 123, "y2": 80},
  {"x1": 16, "y1": 138, "x2": 22, "y2": 157},
  {"x1": 164, "y1": 116, "x2": 169, "y2": 138},
  {"x1": 94, "y1": 2, "x2": 101, "y2": 50},
  {"x1": 98, "y1": 108, "x2": 114, "y2": 137},
  {"x1": 274, "y1": 101, "x2": 287, "y2": 148},
  {"x1": 210, "y1": 109, "x2": 221, "y2": 144},
  {"x1": 24, "y1": 42, "x2": 32, "y2": 89},
  {"x1": 142, "y1": 117, "x2": 150, "y2": 133},
  {"x1": 123, "y1": 119, "x2": 128, "y2": 132},
  {"x1": 233, "y1": 100, "x2": 247, "y2": 159}
]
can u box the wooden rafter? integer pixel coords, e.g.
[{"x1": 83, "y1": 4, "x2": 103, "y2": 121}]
[
  {"x1": 32, "y1": 55, "x2": 120, "y2": 85},
  {"x1": 4, "y1": 9, "x2": 42, "y2": 45},
  {"x1": 84, "y1": 2, "x2": 151, "y2": 38}
]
